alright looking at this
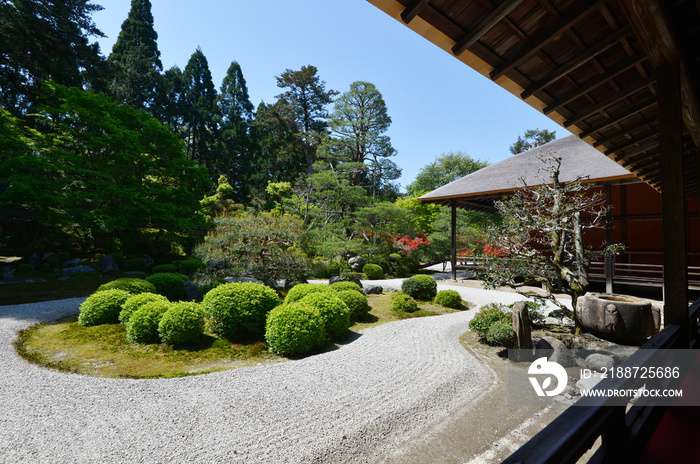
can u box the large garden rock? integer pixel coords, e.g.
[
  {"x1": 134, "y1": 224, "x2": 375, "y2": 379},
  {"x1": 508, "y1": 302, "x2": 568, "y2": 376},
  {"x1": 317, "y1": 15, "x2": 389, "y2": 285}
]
[
  {"x1": 363, "y1": 284, "x2": 383, "y2": 295},
  {"x1": 511, "y1": 301, "x2": 532, "y2": 361},
  {"x1": 577, "y1": 293, "x2": 658, "y2": 345},
  {"x1": 329, "y1": 275, "x2": 363, "y2": 288},
  {"x1": 101, "y1": 254, "x2": 119, "y2": 272},
  {"x1": 535, "y1": 336, "x2": 574, "y2": 367},
  {"x1": 184, "y1": 280, "x2": 202, "y2": 301},
  {"x1": 62, "y1": 265, "x2": 96, "y2": 276},
  {"x1": 62, "y1": 258, "x2": 83, "y2": 268},
  {"x1": 348, "y1": 256, "x2": 367, "y2": 272},
  {"x1": 144, "y1": 257, "x2": 154, "y2": 269},
  {"x1": 585, "y1": 353, "x2": 615, "y2": 372}
]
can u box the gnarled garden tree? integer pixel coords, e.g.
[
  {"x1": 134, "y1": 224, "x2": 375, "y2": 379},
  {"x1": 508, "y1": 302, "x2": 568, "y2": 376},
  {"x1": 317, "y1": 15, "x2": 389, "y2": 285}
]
[{"x1": 479, "y1": 155, "x2": 621, "y2": 318}]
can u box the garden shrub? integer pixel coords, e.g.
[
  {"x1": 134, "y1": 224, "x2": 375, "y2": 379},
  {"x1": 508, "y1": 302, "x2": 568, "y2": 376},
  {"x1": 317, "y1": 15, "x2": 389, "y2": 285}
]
[
  {"x1": 15, "y1": 263, "x2": 37, "y2": 277},
  {"x1": 486, "y1": 320, "x2": 515, "y2": 347},
  {"x1": 329, "y1": 281, "x2": 362, "y2": 293},
  {"x1": 122, "y1": 257, "x2": 147, "y2": 272},
  {"x1": 119, "y1": 292, "x2": 169, "y2": 324},
  {"x1": 391, "y1": 294, "x2": 418, "y2": 313},
  {"x1": 397, "y1": 255, "x2": 420, "y2": 273},
  {"x1": 299, "y1": 292, "x2": 351, "y2": 339},
  {"x1": 203, "y1": 282, "x2": 280, "y2": 340},
  {"x1": 285, "y1": 283, "x2": 334, "y2": 304},
  {"x1": 362, "y1": 263, "x2": 384, "y2": 280},
  {"x1": 469, "y1": 303, "x2": 511, "y2": 340},
  {"x1": 393, "y1": 265, "x2": 411, "y2": 278},
  {"x1": 78, "y1": 289, "x2": 132, "y2": 326},
  {"x1": 125, "y1": 300, "x2": 171, "y2": 344},
  {"x1": 389, "y1": 253, "x2": 402, "y2": 261},
  {"x1": 97, "y1": 278, "x2": 156, "y2": 295},
  {"x1": 158, "y1": 301, "x2": 205, "y2": 346},
  {"x1": 265, "y1": 302, "x2": 325, "y2": 357},
  {"x1": 152, "y1": 264, "x2": 177, "y2": 274},
  {"x1": 434, "y1": 290, "x2": 462, "y2": 309},
  {"x1": 145, "y1": 272, "x2": 187, "y2": 301},
  {"x1": 178, "y1": 258, "x2": 205, "y2": 275},
  {"x1": 401, "y1": 275, "x2": 437, "y2": 300},
  {"x1": 336, "y1": 289, "x2": 371, "y2": 321}
]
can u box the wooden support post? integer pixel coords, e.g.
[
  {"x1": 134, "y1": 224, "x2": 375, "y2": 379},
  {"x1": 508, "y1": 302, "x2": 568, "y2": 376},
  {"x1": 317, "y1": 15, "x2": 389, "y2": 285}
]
[
  {"x1": 605, "y1": 184, "x2": 614, "y2": 294},
  {"x1": 658, "y1": 60, "x2": 689, "y2": 344},
  {"x1": 451, "y1": 200, "x2": 457, "y2": 281}
]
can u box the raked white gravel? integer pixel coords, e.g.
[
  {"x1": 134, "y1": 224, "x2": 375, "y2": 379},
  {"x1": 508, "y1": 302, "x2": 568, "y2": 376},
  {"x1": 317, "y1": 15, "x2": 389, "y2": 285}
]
[{"x1": 0, "y1": 280, "x2": 560, "y2": 463}]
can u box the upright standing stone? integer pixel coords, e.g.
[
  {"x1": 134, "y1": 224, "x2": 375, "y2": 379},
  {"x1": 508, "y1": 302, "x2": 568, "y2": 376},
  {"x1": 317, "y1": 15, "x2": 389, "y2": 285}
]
[{"x1": 512, "y1": 301, "x2": 533, "y2": 361}]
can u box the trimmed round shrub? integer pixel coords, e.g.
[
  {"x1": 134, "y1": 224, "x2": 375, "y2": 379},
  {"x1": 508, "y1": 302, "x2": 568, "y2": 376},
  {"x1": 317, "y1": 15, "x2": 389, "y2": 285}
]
[
  {"x1": 336, "y1": 289, "x2": 371, "y2": 321},
  {"x1": 120, "y1": 292, "x2": 169, "y2": 324},
  {"x1": 469, "y1": 303, "x2": 511, "y2": 339},
  {"x1": 145, "y1": 272, "x2": 187, "y2": 301},
  {"x1": 397, "y1": 255, "x2": 420, "y2": 273},
  {"x1": 285, "y1": 283, "x2": 334, "y2": 304},
  {"x1": 362, "y1": 263, "x2": 384, "y2": 280},
  {"x1": 178, "y1": 258, "x2": 205, "y2": 275},
  {"x1": 329, "y1": 281, "x2": 362, "y2": 293},
  {"x1": 486, "y1": 321, "x2": 515, "y2": 347},
  {"x1": 152, "y1": 264, "x2": 177, "y2": 274},
  {"x1": 122, "y1": 257, "x2": 147, "y2": 272},
  {"x1": 391, "y1": 293, "x2": 418, "y2": 313},
  {"x1": 158, "y1": 302, "x2": 205, "y2": 346},
  {"x1": 401, "y1": 275, "x2": 437, "y2": 300},
  {"x1": 126, "y1": 300, "x2": 171, "y2": 344},
  {"x1": 265, "y1": 302, "x2": 325, "y2": 357},
  {"x1": 300, "y1": 292, "x2": 351, "y2": 339},
  {"x1": 78, "y1": 289, "x2": 132, "y2": 326},
  {"x1": 434, "y1": 290, "x2": 463, "y2": 309},
  {"x1": 203, "y1": 282, "x2": 280, "y2": 340},
  {"x1": 97, "y1": 278, "x2": 156, "y2": 295},
  {"x1": 15, "y1": 263, "x2": 37, "y2": 277}
]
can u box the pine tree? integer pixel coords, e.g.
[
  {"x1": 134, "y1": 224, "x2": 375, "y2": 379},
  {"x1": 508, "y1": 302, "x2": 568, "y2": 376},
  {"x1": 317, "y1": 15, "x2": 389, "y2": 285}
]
[
  {"x1": 183, "y1": 47, "x2": 219, "y2": 180},
  {"x1": 107, "y1": 0, "x2": 163, "y2": 112},
  {"x1": 217, "y1": 61, "x2": 254, "y2": 201}
]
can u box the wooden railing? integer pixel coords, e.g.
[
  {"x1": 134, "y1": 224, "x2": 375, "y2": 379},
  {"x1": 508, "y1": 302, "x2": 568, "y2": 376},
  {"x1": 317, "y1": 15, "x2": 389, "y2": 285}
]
[{"x1": 501, "y1": 298, "x2": 700, "y2": 463}]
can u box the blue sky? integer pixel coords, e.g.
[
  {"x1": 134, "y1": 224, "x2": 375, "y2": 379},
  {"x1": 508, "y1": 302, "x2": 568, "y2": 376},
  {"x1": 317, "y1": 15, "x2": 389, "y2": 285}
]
[{"x1": 93, "y1": 0, "x2": 568, "y2": 191}]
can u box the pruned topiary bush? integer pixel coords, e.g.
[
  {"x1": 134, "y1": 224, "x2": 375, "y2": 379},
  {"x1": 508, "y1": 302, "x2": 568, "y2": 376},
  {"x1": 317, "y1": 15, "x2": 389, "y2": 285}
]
[
  {"x1": 285, "y1": 283, "x2": 334, "y2": 304},
  {"x1": 97, "y1": 278, "x2": 156, "y2": 295},
  {"x1": 122, "y1": 257, "x2": 148, "y2": 272},
  {"x1": 486, "y1": 320, "x2": 515, "y2": 347},
  {"x1": 329, "y1": 281, "x2": 362, "y2": 293},
  {"x1": 434, "y1": 290, "x2": 462, "y2": 309},
  {"x1": 158, "y1": 302, "x2": 205, "y2": 346},
  {"x1": 265, "y1": 302, "x2": 325, "y2": 357},
  {"x1": 336, "y1": 289, "x2": 371, "y2": 321},
  {"x1": 469, "y1": 303, "x2": 511, "y2": 342},
  {"x1": 119, "y1": 292, "x2": 169, "y2": 324},
  {"x1": 145, "y1": 272, "x2": 187, "y2": 301},
  {"x1": 78, "y1": 289, "x2": 132, "y2": 326},
  {"x1": 152, "y1": 264, "x2": 177, "y2": 274},
  {"x1": 125, "y1": 300, "x2": 171, "y2": 344},
  {"x1": 203, "y1": 282, "x2": 280, "y2": 340},
  {"x1": 362, "y1": 263, "x2": 384, "y2": 280},
  {"x1": 178, "y1": 258, "x2": 205, "y2": 275},
  {"x1": 299, "y1": 292, "x2": 351, "y2": 340},
  {"x1": 401, "y1": 275, "x2": 437, "y2": 300},
  {"x1": 391, "y1": 293, "x2": 418, "y2": 313}
]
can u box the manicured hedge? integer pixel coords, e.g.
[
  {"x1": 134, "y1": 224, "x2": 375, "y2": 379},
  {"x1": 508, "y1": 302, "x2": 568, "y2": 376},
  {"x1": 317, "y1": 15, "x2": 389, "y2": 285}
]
[
  {"x1": 391, "y1": 294, "x2": 418, "y2": 313},
  {"x1": 145, "y1": 273, "x2": 187, "y2": 301},
  {"x1": 158, "y1": 302, "x2": 205, "y2": 346},
  {"x1": 97, "y1": 278, "x2": 156, "y2": 295},
  {"x1": 362, "y1": 263, "x2": 384, "y2": 280},
  {"x1": 78, "y1": 289, "x2": 132, "y2": 326},
  {"x1": 203, "y1": 282, "x2": 280, "y2": 340},
  {"x1": 434, "y1": 290, "x2": 462, "y2": 309},
  {"x1": 285, "y1": 283, "x2": 334, "y2": 304},
  {"x1": 126, "y1": 300, "x2": 171, "y2": 344},
  {"x1": 119, "y1": 292, "x2": 169, "y2": 324},
  {"x1": 336, "y1": 289, "x2": 371, "y2": 321},
  {"x1": 299, "y1": 292, "x2": 351, "y2": 340},
  {"x1": 265, "y1": 302, "x2": 325, "y2": 357},
  {"x1": 401, "y1": 275, "x2": 437, "y2": 300}
]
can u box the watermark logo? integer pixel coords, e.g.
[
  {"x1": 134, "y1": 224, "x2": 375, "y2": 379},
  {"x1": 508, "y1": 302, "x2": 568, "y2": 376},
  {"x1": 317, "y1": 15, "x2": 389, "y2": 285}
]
[{"x1": 528, "y1": 357, "x2": 568, "y2": 397}]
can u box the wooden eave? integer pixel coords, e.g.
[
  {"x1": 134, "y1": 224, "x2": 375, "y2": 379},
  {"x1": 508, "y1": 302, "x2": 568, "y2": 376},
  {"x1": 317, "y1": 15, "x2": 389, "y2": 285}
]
[{"x1": 367, "y1": 0, "x2": 700, "y2": 197}]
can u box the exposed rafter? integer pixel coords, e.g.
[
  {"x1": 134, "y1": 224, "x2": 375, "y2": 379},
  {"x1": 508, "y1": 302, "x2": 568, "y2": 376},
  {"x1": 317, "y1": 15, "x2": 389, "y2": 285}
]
[
  {"x1": 578, "y1": 97, "x2": 656, "y2": 138},
  {"x1": 593, "y1": 116, "x2": 658, "y2": 147},
  {"x1": 451, "y1": 0, "x2": 527, "y2": 57},
  {"x1": 401, "y1": 0, "x2": 431, "y2": 24}
]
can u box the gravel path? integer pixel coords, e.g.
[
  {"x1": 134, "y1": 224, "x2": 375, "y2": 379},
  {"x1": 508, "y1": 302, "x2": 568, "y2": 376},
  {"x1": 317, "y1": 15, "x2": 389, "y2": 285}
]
[{"x1": 0, "y1": 280, "x2": 557, "y2": 463}]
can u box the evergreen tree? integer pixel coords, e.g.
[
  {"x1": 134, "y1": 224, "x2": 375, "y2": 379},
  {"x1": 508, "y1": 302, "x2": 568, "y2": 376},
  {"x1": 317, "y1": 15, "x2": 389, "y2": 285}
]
[
  {"x1": 157, "y1": 66, "x2": 187, "y2": 135},
  {"x1": 509, "y1": 128, "x2": 556, "y2": 155},
  {"x1": 183, "y1": 48, "x2": 219, "y2": 180},
  {"x1": 275, "y1": 65, "x2": 337, "y2": 175},
  {"x1": 107, "y1": 0, "x2": 163, "y2": 112},
  {"x1": 0, "y1": 0, "x2": 105, "y2": 114},
  {"x1": 217, "y1": 61, "x2": 254, "y2": 201}
]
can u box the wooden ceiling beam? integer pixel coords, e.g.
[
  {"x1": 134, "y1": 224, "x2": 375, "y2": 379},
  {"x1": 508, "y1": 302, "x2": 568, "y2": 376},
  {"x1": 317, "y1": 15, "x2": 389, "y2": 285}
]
[
  {"x1": 564, "y1": 74, "x2": 657, "y2": 127},
  {"x1": 544, "y1": 52, "x2": 647, "y2": 115},
  {"x1": 401, "y1": 0, "x2": 431, "y2": 24},
  {"x1": 489, "y1": 0, "x2": 607, "y2": 81},
  {"x1": 452, "y1": 0, "x2": 528, "y2": 57},
  {"x1": 593, "y1": 115, "x2": 658, "y2": 147},
  {"x1": 579, "y1": 97, "x2": 656, "y2": 138},
  {"x1": 622, "y1": 0, "x2": 700, "y2": 145},
  {"x1": 605, "y1": 131, "x2": 657, "y2": 155},
  {"x1": 521, "y1": 25, "x2": 632, "y2": 100}
]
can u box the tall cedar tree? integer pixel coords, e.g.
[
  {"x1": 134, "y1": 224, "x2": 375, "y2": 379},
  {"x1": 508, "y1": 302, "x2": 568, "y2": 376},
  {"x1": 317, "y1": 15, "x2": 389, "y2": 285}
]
[
  {"x1": 217, "y1": 61, "x2": 254, "y2": 201},
  {"x1": 0, "y1": 0, "x2": 105, "y2": 114},
  {"x1": 275, "y1": 65, "x2": 338, "y2": 175},
  {"x1": 107, "y1": 0, "x2": 162, "y2": 112},
  {"x1": 324, "y1": 81, "x2": 399, "y2": 200},
  {"x1": 183, "y1": 48, "x2": 219, "y2": 181}
]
